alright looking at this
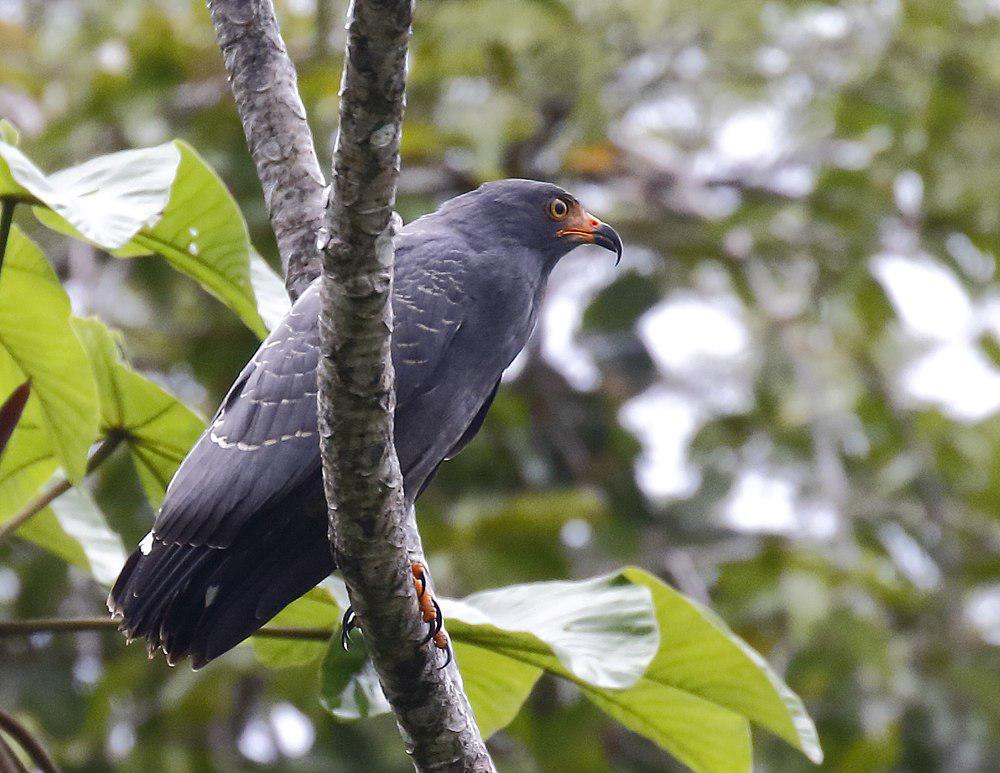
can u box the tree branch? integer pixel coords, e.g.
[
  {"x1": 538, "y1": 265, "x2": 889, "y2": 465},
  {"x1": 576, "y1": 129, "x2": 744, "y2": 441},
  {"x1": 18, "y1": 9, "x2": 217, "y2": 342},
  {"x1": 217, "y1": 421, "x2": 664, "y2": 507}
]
[
  {"x1": 208, "y1": 0, "x2": 493, "y2": 766},
  {"x1": 208, "y1": 0, "x2": 327, "y2": 300},
  {"x1": 317, "y1": 1, "x2": 494, "y2": 770},
  {"x1": 0, "y1": 617, "x2": 330, "y2": 640}
]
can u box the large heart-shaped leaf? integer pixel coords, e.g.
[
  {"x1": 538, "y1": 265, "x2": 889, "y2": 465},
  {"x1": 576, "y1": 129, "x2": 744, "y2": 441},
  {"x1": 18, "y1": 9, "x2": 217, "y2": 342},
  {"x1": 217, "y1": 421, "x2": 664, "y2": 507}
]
[
  {"x1": 580, "y1": 568, "x2": 823, "y2": 772},
  {"x1": 309, "y1": 572, "x2": 658, "y2": 739},
  {"x1": 0, "y1": 140, "x2": 178, "y2": 248},
  {"x1": 0, "y1": 226, "x2": 98, "y2": 482},
  {"x1": 295, "y1": 568, "x2": 819, "y2": 772},
  {"x1": 71, "y1": 317, "x2": 204, "y2": 506},
  {"x1": 29, "y1": 141, "x2": 269, "y2": 337}
]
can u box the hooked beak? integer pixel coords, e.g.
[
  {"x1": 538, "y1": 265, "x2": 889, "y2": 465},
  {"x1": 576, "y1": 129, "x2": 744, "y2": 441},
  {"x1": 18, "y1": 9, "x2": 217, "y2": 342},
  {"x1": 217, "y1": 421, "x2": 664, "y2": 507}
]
[{"x1": 557, "y1": 208, "x2": 623, "y2": 265}]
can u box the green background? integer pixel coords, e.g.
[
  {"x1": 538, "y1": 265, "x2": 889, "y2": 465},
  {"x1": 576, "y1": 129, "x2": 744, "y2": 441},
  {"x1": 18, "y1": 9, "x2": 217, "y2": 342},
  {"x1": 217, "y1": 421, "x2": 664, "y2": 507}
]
[{"x1": 1, "y1": 0, "x2": 998, "y2": 770}]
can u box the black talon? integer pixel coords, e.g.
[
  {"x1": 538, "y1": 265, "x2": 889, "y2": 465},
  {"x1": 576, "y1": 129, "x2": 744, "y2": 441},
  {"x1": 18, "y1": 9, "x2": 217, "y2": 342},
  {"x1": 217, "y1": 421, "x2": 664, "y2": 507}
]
[
  {"x1": 431, "y1": 598, "x2": 443, "y2": 636},
  {"x1": 420, "y1": 617, "x2": 436, "y2": 645},
  {"x1": 420, "y1": 598, "x2": 444, "y2": 645},
  {"x1": 437, "y1": 644, "x2": 453, "y2": 670},
  {"x1": 341, "y1": 607, "x2": 357, "y2": 651}
]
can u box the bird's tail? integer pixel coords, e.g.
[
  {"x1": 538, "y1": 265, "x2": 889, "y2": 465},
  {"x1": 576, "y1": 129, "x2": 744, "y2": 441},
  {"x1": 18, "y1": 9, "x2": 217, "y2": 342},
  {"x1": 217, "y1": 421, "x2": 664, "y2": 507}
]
[{"x1": 108, "y1": 514, "x2": 333, "y2": 668}]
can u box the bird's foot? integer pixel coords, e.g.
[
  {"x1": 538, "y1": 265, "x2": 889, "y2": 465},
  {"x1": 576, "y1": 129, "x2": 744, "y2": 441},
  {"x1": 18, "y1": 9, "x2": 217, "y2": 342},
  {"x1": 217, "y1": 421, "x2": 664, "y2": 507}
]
[
  {"x1": 412, "y1": 562, "x2": 452, "y2": 669},
  {"x1": 337, "y1": 564, "x2": 452, "y2": 669}
]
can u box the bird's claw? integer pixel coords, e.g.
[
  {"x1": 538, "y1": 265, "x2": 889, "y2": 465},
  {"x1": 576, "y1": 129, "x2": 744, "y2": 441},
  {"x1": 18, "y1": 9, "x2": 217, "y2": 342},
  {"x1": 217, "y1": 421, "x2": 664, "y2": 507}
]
[
  {"x1": 340, "y1": 565, "x2": 452, "y2": 667},
  {"x1": 419, "y1": 597, "x2": 444, "y2": 644},
  {"x1": 412, "y1": 562, "x2": 452, "y2": 668},
  {"x1": 436, "y1": 637, "x2": 453, "y2": 669},
  {"x1": 341, "y1": 606, "x2": 357, "y2": 651}
]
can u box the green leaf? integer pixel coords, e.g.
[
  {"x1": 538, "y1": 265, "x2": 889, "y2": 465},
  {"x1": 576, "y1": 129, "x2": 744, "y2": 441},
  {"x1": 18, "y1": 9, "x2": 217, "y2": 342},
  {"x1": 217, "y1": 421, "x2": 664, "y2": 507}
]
[
  {"x1": 587, "y1": 568, "x2": 823, "y2": 770},
  {"x1": 249, "y1": 250, "x2": 291, "y2": 332},
  {"x1": 119, "y1": 142, "x2": 266, "y2": 337},
  {"x1": 0, "y1": 120, "x2": 20, "y2": 148},
  {"x1": 19, "y1": 484, "x2": 126, "y2": 586},
  {"x1": 451, "y1": 641, "x2": 543, "y2": 737},
  {"x1": 305, "y1": 568, "x2": 820, "y2": 771},
  {"x1": 0, "y1": 140, "x2": 179, "y2": 247},
  {"x1": 446, "y1": 571, "x2": 660, "y2": 690},
  {"x1": 320, "y1": 637, "x2": 391, "y2": 720},
  {"x1": 0, "y1": 226, "x2": 99, "y2": 482},
  {"x1": 314, "y1": 571, "x2": 659, "y2": 739},
  {"x1": 70, "y1": 316, "x2": 204, "y2": 506},
  {"x1": 584, "y1": 680, "x2": 752, "y2": 773},
  {"x1": 31, "y1": 141, "x2": 268, "y2": 337},
  {"x1": 252, "y1": 585, "x2": 339, "y2": 668}
]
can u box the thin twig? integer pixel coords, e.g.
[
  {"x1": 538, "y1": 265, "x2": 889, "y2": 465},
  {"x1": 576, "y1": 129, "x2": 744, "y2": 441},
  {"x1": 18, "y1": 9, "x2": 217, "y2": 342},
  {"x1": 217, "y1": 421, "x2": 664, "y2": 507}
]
[
  {"x1": 0, "y1": 710, "x2": 58, "y2": 773},
  {"x1": 0, "y1": 434, "x2": 123, "y2": 544},
  {"x1": 0, "y1": 617, "x2": 331, "y2": 641}
]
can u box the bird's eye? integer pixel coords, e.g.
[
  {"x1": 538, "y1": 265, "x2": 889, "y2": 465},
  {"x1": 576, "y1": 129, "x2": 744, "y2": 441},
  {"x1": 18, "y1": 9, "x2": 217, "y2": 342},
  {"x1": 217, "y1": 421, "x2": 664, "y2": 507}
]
[{"x1": 548, "y1": 198, "x2": 569, "y2": 220}]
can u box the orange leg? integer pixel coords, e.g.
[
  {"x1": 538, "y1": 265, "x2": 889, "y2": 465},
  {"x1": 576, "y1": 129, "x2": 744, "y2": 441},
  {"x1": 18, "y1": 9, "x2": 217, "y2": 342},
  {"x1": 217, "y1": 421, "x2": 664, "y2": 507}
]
[
  {"x1": 339, "y1": 563, "x2": 451, "y2": 667},
  {"x1": 411, "y1": 562, "x2": 451, "y2": 664}
]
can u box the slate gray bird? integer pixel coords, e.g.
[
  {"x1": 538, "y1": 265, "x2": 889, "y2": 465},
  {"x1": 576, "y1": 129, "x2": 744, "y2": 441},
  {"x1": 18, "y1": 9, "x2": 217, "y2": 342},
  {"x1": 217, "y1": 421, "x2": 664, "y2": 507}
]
[{"x1": 108, "y1": 179, "x2": 622, "y2": 668}]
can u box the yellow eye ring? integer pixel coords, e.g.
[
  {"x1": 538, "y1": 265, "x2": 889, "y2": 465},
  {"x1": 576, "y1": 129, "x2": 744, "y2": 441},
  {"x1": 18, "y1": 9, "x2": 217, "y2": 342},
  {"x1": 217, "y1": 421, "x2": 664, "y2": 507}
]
[{"x1": 548, "y1": 198, "x2": 569, "y2": 220}]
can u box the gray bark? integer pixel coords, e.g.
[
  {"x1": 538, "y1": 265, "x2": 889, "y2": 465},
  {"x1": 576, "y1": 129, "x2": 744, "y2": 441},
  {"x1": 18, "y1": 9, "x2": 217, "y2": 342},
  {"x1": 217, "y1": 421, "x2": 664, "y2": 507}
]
[
  {"x1": 316, "y1": 1, "x2": 495, "y2": 771},
  {"x1": 208, "y1": 0, "x2": 327, "y2": 300}
]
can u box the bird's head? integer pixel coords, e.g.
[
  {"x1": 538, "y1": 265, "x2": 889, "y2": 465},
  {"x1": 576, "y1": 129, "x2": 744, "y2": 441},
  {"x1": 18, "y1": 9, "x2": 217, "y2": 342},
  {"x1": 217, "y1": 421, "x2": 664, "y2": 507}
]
[{"x1": 445, "y1": 179, "x2": 623, "y2": 267}]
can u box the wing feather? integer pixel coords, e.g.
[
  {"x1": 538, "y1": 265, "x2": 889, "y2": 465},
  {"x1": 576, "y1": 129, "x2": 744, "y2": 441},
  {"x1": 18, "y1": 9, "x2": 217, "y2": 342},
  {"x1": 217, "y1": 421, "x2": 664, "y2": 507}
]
[{"x1": 151, "y1": 235, "x2": 472, "y2": 550}]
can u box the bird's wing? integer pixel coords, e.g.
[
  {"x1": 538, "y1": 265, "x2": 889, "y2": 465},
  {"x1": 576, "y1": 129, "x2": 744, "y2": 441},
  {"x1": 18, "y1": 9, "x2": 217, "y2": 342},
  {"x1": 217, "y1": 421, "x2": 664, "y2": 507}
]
[
  {"x1": 151, "y1": 239, "x2": 471, "y2": 550},
  {"x1": 390, "y1": 243, "x2": 468, "y2": 412},
  {"x1": 152, "y1": 286, "x2": 324, "y2": 548},
  {"x1": 445, "y1": 378, "x2": 500, "y2": 460}
]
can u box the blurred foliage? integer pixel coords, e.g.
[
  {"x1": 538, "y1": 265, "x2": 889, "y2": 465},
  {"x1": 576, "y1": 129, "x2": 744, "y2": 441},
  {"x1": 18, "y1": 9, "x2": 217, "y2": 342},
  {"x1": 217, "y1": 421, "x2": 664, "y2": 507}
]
[
  {"x1": 0, "y1": 39, "x2": 815, "y2": 773},
  {"x1": 1, "y1": 0, "x2": 999, "y2": 770}
]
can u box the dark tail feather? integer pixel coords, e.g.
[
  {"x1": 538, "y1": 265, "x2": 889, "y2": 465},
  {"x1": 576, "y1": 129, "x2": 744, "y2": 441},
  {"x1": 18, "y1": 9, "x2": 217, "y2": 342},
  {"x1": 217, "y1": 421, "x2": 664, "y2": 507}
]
[{"x1": 108, "y1": 514, "x2": 333, "y2": 668}]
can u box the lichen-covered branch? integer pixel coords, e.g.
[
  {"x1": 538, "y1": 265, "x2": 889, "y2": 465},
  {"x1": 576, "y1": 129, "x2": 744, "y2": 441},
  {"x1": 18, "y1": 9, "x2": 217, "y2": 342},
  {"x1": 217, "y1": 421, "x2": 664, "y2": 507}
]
[
  {"x1": 208, "y1": 0, "x2": 326, "y2": 300},
  {"x1": 316, "y1": 1, "x2": 494, "y2": 770}
]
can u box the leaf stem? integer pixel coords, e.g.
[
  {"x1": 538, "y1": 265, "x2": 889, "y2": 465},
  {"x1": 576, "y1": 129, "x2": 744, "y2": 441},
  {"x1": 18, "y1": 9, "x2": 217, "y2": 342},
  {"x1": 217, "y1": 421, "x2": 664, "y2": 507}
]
[
  {"x1": 0, "y1": 733, "x2": 28, "y2": 773},
  {"x1": 0, "y1": 617, "x2": 332, "y2": 641},
  {"x1": 0, "y1": 709, "x2": 58, "y2": 773},
  {"x1": 0, "y1": 198, "x2": 15, "y2": 276},
  {"x1": 0, "y1": 432, "x2": 124, "y2": 544}
]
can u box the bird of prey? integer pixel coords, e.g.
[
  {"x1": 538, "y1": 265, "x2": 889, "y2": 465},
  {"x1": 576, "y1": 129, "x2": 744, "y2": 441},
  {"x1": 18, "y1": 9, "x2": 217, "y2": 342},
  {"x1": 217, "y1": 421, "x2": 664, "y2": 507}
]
[{"x1": 109, "y1": 179, "x2": 623, "y2": 668}]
